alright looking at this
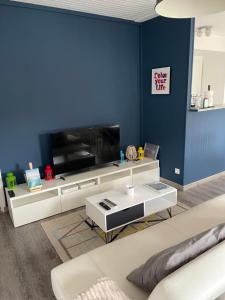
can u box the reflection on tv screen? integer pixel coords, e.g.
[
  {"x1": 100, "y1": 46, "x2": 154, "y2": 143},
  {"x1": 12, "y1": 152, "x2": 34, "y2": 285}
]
[{"x1": 51, "y1": 125, "x2": 120, "y2": 175}]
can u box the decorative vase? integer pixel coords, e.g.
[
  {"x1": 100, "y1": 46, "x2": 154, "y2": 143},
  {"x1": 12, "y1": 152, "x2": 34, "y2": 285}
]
[{"x1": 126, "y1": 146, "x2": 137, "y2": 161}]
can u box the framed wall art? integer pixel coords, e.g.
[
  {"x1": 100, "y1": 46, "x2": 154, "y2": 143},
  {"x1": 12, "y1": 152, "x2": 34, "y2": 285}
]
[{"x1": 152, "y1": 67, "x2": 171, "y2": 95}]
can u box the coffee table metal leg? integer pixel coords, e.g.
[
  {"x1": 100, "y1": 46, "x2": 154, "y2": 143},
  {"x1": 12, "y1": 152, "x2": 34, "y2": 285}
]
[
  {"x1": 105, "y1": 232, "x2": 114, "y2": 243},
  {"x1": 167, "y1": 208, "x2": 172, "y2": 218},
  {"x1": 105, "y1": 233, "x2": 109, "y2": 244},
  {"x1": 134, "y1": 217, "x2": 164, "y2": 224},
  {"x1": 109, "y1": 225, "x2": 128, "y2": 243},
  {"x1": 133, "y1": 207, "x2": 173, "y2": 225},
  {"x1": 104, "y1": 225, "x2": 128, "y2": 243},
  {"x1": 85, "y1": 218, "x2": 98, "y2": 230},
  {"x1": 86, "y1": 208, "x2": 173, "y2": 244}
]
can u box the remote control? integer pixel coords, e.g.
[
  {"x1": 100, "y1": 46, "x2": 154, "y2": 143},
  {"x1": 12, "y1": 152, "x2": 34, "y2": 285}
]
[
  {"x1": 104, "y1": 198, "x2": 117, "y2": 207},
  {"x1": 99, "y1": 202, "x2": 111, "y2": 210},
  {"x1": 8, "y1": 190, "x2": 15, "y2": 197},
  {"x1": 113, "y1": 163, "x2": 120, "y2": 167}
]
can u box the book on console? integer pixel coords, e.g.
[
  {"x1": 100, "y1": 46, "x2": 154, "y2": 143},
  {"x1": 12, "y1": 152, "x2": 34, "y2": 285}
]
[{"x1": 25, "y1": 168, "x2": 42, "y2": 192}]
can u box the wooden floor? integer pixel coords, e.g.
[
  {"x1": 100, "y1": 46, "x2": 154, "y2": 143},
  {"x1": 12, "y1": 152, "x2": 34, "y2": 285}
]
[
  {"x1": 0, "y1": 175, "x2": 225, "y2": 300},
  {"x1": 178, "y1": 175, "x2": 225, "y2": 208},
  {"x1": 0, "y1": 213, "x2": 60, "y2": 300}
]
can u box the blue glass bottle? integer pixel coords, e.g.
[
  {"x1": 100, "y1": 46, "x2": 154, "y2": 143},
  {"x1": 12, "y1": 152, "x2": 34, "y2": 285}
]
[{"x1": 120, "y1": 150, "x2": 125, "y2": 164}]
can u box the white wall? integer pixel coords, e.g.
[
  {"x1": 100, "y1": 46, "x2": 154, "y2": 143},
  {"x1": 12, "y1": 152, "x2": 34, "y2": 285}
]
[
  {"x1": 195, "y1": 35, "x2": 225, "y2": 53},
  {"x1": 192, "y1": 55, "x2": 203, "y2": 96},
  {"x1": 194, "y1": 49, "x2": 225, "y2": 105}
]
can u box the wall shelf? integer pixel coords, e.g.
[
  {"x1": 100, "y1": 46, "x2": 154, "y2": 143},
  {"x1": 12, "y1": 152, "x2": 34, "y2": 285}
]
[{"x1": 189, "y1": 105, "x2": 225, "y2": 112}]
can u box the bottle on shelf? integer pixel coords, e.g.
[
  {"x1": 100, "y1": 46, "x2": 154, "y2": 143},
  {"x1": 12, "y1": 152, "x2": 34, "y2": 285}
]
[
  {"x1": 191, "y1": 94, "x2": 202, "y2": 109},
  {"x1": 203, "y1": 89, "x2": 209, "y2": 109},
  {"x1": 207, "y1": 85, "x2": 214, "y2": 107},
  {"x1": 203, "y1": 97, "x2": 209, "y2": 109}
]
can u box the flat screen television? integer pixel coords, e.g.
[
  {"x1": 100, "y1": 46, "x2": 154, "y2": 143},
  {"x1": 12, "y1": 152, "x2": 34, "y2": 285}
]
[{"x1": 51, "y1": 124, "x2": 120, "y2": 176}]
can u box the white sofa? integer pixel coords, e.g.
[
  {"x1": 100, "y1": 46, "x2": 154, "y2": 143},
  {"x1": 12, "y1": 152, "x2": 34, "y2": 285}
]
[{"x1": 51, "y1": 195, "x2": 225, "y2": 300}]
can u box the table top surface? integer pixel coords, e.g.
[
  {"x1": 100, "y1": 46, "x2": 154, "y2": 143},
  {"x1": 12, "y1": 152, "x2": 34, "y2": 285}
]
[{"x1": 86, "y1": 182, "x2": 177, "y2": 216}]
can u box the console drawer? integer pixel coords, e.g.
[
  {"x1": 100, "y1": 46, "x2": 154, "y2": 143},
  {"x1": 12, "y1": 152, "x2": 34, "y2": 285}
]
[{"x1": 106, "y1": 203, "x2": 144, "y2": 230}]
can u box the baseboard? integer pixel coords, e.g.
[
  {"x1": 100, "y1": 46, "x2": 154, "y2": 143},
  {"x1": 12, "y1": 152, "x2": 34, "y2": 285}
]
[
  {"x1": 160, "y1": 177, "x2": 183, "y2": 191},
  {"x1": 161, "y1": 170, "x2": 225, "y2": 191},
  {"x1": 182, "y1": 170, "x2": 225, "y2": 191}
]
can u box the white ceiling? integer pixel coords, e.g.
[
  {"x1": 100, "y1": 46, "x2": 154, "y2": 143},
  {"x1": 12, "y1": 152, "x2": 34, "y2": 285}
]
[
  {"x1": 196, "y1": 11, "x2": 225, "y2": 36},
  {"x1": 11, "y1": 0, "x2": 158, "y2": 23}
]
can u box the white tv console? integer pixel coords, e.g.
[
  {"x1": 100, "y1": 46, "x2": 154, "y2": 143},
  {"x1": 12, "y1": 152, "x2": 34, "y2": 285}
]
[{"x1": 5, "y1": 158, "x2": 159, "y2": 227}]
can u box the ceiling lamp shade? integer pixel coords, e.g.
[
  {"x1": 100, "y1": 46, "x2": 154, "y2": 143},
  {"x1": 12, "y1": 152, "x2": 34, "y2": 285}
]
[{"x1": 155, "y1": 0, "x2": 225, "y2": 18}]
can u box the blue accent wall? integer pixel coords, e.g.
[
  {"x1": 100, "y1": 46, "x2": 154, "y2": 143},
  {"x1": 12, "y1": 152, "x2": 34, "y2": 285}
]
[
  {"x1": 1, "y1": 3, "x2": 222, "y2": 187},
  {"x1": 184, "y1": 108, "x2": 225, "y2": 185},
  {"x1": 141, "y1": 16, "x2": 225, "y2": 186},
  {"x1": 141, "y1": 17, "x2": 193, "y2": 185},
  {"x1": 0, "y1": 3, "x2": 140, "y2": 182}
]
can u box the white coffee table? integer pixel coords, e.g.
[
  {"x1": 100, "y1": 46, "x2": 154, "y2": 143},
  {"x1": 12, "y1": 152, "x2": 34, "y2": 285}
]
[{"x1": 85, "y1": 182, "x2": 177, "y2": 243}]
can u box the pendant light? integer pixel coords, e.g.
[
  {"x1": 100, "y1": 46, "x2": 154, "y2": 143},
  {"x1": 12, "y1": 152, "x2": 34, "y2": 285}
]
[{"x1": 155, "y1": 0, "x2": 225, "y2": 18}]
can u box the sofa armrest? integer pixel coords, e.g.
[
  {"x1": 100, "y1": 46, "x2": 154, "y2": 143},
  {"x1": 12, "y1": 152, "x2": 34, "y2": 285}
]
[
  {"x1": 148, "y1": 241, "x2": 225, "y2": 300},
  {"x1": 51, "y1": 253, "x2": 104, "y2": 300}
]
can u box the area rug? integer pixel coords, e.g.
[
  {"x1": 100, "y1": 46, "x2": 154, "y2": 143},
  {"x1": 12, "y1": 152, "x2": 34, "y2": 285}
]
[{"x1": 41, "y1": 202, "x2": 189, "y2": 262}]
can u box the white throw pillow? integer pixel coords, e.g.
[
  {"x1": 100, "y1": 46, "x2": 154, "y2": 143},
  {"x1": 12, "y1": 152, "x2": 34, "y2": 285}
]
[{"x1": 74, "y1": 277, "x2": 131, "y2": 300}]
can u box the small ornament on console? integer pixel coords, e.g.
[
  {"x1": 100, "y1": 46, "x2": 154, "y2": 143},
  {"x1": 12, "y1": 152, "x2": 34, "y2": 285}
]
[
  {"x1": 120, "y1": 150, "x2": 125, "y2": 164},
  {"x1": 126, "y1": 146, "x2": 137, "y2": 161},
  {"x1": 44, "y1": 165, "x2": 54, "y2": 181},
  {"x1": 6, "y1": 172, "x2": 17, "y2": 190},
  {"x1": 25, "y1": 162, "x2": 42, "y2": 192},
  {"x1": 137, "y1": 147, "x2": 144, "y2": 160}
]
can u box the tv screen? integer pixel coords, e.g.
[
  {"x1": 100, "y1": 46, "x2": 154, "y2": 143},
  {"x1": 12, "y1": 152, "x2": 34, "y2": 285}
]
[{"x1": 51, "y1": 125, "x2": 120, "y2": 176}]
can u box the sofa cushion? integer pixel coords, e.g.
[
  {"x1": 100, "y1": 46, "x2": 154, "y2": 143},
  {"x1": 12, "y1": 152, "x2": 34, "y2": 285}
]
[
  {"x1": 127, "y1": 223, "x2": 225, "y2": 293},
  {"x1": 148, "y1": 240, "x2": 225, "y2": 300}
]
